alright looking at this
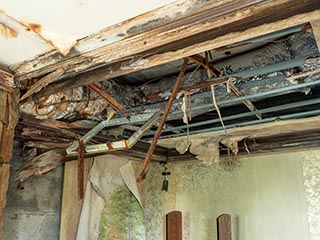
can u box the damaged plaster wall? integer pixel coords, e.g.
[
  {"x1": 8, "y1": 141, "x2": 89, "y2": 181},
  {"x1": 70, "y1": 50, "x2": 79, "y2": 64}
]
[
  {"x1": 142, "y1": 150, "x2": 318, "y2": 240},
  {"x1": 3, "y1": 142, "x2": 63, "y2": 240}
]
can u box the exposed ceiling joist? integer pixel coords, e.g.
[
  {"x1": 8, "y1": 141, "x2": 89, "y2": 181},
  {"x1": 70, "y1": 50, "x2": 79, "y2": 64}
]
[
  {"x1": 32, "y1": 9, "x2": 320, "y2": 100},
  {"x1": 13, "y1": 0, "x2": 319, "y2": 83}
]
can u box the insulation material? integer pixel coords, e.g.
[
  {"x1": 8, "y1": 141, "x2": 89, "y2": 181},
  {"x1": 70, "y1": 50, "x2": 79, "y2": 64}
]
[
  {"x1": 175, "y1": 138, "x2": 220, "y2": 165},
  {"x1": 221, "y1": 137, "x2": 244, "y2": 155},
  {"x1": 20, "y1": 87, "x2": 109, "y2": 120},
  {"x1": 189, "y1": 139, "x2": 220, "y2": 165},
  {"x1": 77, "y1": 155, "x2": 145, "y2": 240}
]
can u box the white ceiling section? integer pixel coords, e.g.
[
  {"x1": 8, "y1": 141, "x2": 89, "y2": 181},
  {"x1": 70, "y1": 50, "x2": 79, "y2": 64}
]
[{"x1": 0, "y1": 0, "x2": 175, "y2": 66}]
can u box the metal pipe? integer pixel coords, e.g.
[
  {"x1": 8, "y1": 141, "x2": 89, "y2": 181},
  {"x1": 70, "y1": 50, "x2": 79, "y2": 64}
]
[
  {"x1": 156, "y1": 109, "x2": 320, "y2": 139},
  {"x1": 119, "y1": 57, "x2": 313, "y2": 115},
  {"x1": 67, "y1": 112, "x2": 160, "y2": 155},
  {"x1": 145, "y1": 97, "x2": 320, "y2": 136},
  {"x1": 177, "y1": 78, "x2": 320, "y2": 114}
]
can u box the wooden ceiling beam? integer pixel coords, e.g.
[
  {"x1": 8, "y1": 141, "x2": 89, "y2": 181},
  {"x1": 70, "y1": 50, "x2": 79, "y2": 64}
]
[
  {"x1": 32, "y1": 6, "x2": 320, "y2": 100},
  {"x1": 14, "y1": 0, "x2": 320, "y2": 84}
]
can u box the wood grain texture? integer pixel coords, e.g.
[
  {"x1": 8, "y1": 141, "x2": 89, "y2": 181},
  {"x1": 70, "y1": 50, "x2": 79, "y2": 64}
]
[
  {"x1": 311, "y1": 18, "x2": 320, "y2": 51},
  {"x1": 88, "y1": 83, "x2": 125, "y2": 111},
  {"x1": 166, "y1": 211, "x2": 182, "y2": 240},
  {"x1": 0, "y1": 86, "x2": 19, "y2": 240},
  {"x1": 21, "y1": 0, "x2": 320, "y2": 98},
  {"x1": 60, "y1": 159, "x2": 92, "y2": 240}
]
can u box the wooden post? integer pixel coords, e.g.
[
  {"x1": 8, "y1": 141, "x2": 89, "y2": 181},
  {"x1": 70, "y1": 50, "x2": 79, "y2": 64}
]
[{"x1": 0, "y1": 70, "x2": 18, "y2": 239}]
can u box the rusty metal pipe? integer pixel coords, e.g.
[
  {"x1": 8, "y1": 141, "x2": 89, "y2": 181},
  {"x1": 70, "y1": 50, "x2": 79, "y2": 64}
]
[{"x1": 137, "y1": 58, "x2": 189, "y2": 182}]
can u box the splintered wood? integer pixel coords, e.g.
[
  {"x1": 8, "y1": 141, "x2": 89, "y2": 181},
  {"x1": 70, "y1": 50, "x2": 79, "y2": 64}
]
[
  {"x1": 87, "y1": 83, "x2": 125, "y2": 111},
  {"x1": 0, "y1": 70, "x2": 18, "y2": 239},
  {"x1": 20, "y1": 67, "x2": 66, "y2": 101}
]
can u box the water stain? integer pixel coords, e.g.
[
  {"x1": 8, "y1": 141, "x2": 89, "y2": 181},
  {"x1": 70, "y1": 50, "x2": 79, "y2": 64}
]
[{"x1": 0, "y1": 23, "x2": 18, "y2": 38}]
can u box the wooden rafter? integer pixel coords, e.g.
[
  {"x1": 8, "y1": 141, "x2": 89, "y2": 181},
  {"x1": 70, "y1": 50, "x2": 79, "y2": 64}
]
[
  {"x1": 87, "y1": 83, "x2": 125, "y2": 111},
  {"x1": 31, "y1": 8, "x2": 320, "y2": 100},
  {"x1": 188, "y1": 54, "x2": 262, "y2": 119}
]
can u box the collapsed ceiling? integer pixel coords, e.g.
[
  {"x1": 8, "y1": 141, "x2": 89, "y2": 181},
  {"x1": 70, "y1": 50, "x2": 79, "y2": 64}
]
[{"x1": 1, "y1": 0, "x2": 320, "y2": 182}]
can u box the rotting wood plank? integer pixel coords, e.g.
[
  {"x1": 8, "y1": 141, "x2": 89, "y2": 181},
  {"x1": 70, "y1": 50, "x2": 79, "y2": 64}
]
[
  {"x1": 0, "y1": 69, "x2": 13, "y2": 92},
  {"x1": 147, "y1": 76, "x2": 242, "y2": 101},
  {"x1": 12, "y1": 0, "x2": 217, "y2": 75},
  {"x1": 13, "y1": 0, "x2": 320, "y2": 83},
  {"x1": 87, "y1": 83, "x2": 125, "y2": 111},
  {"x1": 32, "y1": 8, "x2": 320, "y2": 99},
  {"x1": 20, "y1": 67, "x2": 65, "y2": 101},
  {"x1": 311, "y1": 18, "x2": 320, "y2": 51},
  {"x1": 137, "y1": 59, "x2": 189, "y2": 182},
  {"x1": 13, "y1": 0, "x2": 264, "y2": 79},
  {"x1": 0, "y1": 76, "x2": 18, "y2": 239}
]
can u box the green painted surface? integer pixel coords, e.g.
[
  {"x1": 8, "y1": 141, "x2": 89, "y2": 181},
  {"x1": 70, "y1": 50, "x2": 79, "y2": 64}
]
[{"x1": 98, "y1": 186, "x2": 145, "y2": 240}]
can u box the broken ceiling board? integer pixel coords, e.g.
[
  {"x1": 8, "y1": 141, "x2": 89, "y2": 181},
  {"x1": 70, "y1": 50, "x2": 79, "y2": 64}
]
[
  {"x1": 158, "y1": 115, "x2": 320, "y2": 149},
  {"x1": 32, "y1": 9, "x2": 320, "y2": 99},
  {"x1": 1, "y1": 1, "x2": 175, "y2": 65},
  {"x1": 13, "y1": 0, "x2": 320, "y2": 82},
  {"x1": 311, "y1": 18, "x2": 320, "y2": 51},
  {"x1": 11, "y1": 0, "x2": 213, "y2": 74},
  {"x1": 0, "y1": 9, "x2": 76, "y2": 55},
  {"x1": 20, "y1": 67, "x2": 65, "y2": 101}
]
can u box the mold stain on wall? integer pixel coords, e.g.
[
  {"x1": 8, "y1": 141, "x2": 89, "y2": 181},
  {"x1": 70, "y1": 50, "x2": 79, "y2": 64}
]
[
  {"x1": 142, "y1": 150, "x2": 316, "y2": 240},
  {"x1": 302, "y1": 151, "x2": 320, "y2": 240}
]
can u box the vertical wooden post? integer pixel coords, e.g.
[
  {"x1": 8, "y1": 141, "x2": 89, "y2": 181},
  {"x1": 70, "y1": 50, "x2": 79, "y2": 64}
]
[
  {"x1": 217, "y1": 214, "x2": 232, "y2": 240},
  {"x1": 0, "y1": 70, "x2": 18, "y2": 239},
  {"x1": 166, "y1": 211, "x2": 182, "y2": 240}
]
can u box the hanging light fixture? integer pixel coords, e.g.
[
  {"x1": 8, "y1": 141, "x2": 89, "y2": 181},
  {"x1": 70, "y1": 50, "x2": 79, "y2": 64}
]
[{"x1": 160, "y1": 162, "x2": 170, "y2": 192}]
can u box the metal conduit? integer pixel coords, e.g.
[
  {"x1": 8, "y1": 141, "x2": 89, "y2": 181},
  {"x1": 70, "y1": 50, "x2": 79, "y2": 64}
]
[
  {"x1": 153, "y1": 109, "x2": 320, "y2": 139},
  {"x1": 145, "y1": 97, "x2": 320, "y2": 136}
]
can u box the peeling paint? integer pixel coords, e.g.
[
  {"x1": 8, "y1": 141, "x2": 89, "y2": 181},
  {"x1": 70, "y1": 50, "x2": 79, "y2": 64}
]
[{"x1": 0, "y1": 8, "x2": 76, "y2": 55}]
